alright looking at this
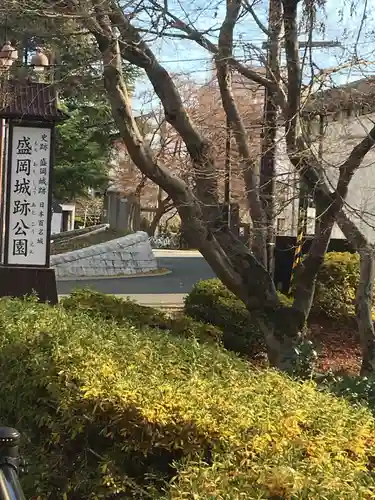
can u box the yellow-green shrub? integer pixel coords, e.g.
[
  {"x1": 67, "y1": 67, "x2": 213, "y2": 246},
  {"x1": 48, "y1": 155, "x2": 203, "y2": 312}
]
[
  {"x1": 1, "y1": 298, "x2": 375, "y2": 498},
  {"x1": 185, "y1": 253, "x2": 368, "y2": 326},
  {"x1": 311, "y1": 252, "x2": 360, "y2": 320},
  {"x1": 184, "y1": 278, "x2": 291, "y2": 357},
  {"x1": 62, "y1": 288, "x2": 222, "y2": 345}
]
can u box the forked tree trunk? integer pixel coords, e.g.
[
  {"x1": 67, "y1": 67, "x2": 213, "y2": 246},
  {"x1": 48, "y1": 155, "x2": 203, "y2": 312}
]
[
  {"x1": 88, "y1": 6, "x2": 375, "y2": 373},
  {"x1": 147, "y1": 196, "x2": 173, "y2": 236},
  {"x1": 356, "y1": 249, "x2": 375, "y2": 375},
  {"x1": 256, "y1": 304, "x2": 305, "y2": 370},
  {"x1": 94, "y1": 29, "x2": 305, "y2": 370}
]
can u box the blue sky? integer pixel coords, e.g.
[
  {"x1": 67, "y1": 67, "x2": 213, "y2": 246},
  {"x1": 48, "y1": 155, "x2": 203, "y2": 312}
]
[{"x1": 131, "y1": 0, "x2": 375, "y2": 113}]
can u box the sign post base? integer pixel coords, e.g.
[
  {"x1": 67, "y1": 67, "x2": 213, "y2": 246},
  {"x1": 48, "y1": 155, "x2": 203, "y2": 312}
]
[{"x1": 0, "y1": 266, "x2": 58, "y2": 304}]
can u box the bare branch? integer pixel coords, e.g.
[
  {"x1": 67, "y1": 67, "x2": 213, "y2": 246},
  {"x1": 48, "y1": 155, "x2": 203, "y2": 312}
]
[
  {"x1": 147, "y1": 0, "x2": 281, "y2": 93},
  {"x1": 282, "y1": 0, "x2": 300, "y2": 152},
  {"x1": 216, "y1": 0, "x2": 267, "y2": 265},
  {"x1": 242, "y1": 0, "x2": 270, "y2": 36}
]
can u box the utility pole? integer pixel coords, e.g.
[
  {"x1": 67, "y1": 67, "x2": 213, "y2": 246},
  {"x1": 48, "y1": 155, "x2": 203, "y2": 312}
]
[{"x1": 260, "y1": 0, "x2": 342, "y2": 281}]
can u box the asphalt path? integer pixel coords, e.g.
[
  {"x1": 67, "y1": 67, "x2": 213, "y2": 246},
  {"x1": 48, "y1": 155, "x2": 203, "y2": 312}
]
[{"x1": 57, "y1": 250, "x2": 216, "y2": 306}]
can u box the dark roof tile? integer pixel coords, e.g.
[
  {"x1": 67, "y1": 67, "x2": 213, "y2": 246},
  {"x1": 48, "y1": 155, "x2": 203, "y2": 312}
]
[
  {"x1": 0, "y1": 80, "x2": 66, "y2": 121},
  {"x1": 303, "y1": 76, "x2": 375, "y2": 116}
]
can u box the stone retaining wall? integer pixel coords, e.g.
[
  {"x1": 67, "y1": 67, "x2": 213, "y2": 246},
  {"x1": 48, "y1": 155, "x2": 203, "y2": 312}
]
[{"x1": 51, "y1": 231, "x2": 157, "y2": 278}]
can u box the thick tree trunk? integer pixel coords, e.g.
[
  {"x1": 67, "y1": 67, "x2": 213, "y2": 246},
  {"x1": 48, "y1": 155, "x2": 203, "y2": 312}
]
[
  {"x1": 257, "y1": 303, "x2": 305, "y2": 370},
  {"x1": 91, "y1": 27, "x2": 308, "y2": 369},
  {"x1": 89, "y1": 3, "x2": 375, "y2": 372},
  {"x1": 356, "y1": 249, "x2": 375, "y2": 375},
  {"x1": 49, "y1": 0, "x2": 375, "y2": 374}
]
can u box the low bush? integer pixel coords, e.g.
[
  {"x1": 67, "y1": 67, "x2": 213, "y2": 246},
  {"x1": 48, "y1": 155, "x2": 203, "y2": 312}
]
[
  {"x1": 184, "y1": 278, "x2": 291, "y2": 357},
  {"x1": 185, "y1": 253, "x2": 369, "y2": 331},
  {"x1": 320, "y1": 372, "x2": 375, "y2": 411},
  {"x1": 311, "y1": 252, "x2": 360, "y2": 320},
  {"x1": 62, "y1": 289, "x2": 222, "y2": 345},
  {"x1": 1, "y1": 298, "x2": 375, "y2": 498}
]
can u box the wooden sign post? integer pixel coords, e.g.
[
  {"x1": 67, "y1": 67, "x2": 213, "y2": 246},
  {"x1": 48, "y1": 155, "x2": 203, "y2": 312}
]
[{"x1": 0, "y1": 80, "x2": 66, "y2": 304}]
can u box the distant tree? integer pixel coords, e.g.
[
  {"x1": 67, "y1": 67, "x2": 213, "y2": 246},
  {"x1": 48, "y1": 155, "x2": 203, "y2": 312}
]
[
  {"x1": 54, "y1": 102, "x2": 113, "y2": 201},
  {"x1": 0, "y1": 7, "x2": 139, "y2": 201}
]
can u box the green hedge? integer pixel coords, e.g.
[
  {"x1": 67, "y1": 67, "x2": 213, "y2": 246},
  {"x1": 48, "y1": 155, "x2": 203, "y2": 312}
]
[
  {"x1": 185, "y1": 253, "x2": 367, "y2": 340},
  {"x1": 1, "y1": 297, "x2": 375, "y2": 498},
  {"x1": 184, "y1": 278, "x2": 291, "y2": 358},
  {"x1": 311, "y1": 252, "x2": 360, "y2": 320},
  {"x1": 62, "y1": 289, "x2": 222, "y2": 345}
]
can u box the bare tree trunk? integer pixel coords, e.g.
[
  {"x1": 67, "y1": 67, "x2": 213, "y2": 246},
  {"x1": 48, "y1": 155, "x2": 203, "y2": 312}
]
[
  {"x1": 334, "y1": 212, "x2": 375, "y2": 374},
  {"x1": 147, "y1": 196, "x2": 173, "y2": 236},
  {"x1": 216, "y1": 0, "x2": 267, "y2": 265},
  {"x1": 356, "y1": 249, "x2": 375, "y2": 375},
  {"x1": 260, "y1": 0, "x2": 282, "y2": 277},
  {"x1": 86, "y1": 1, "x2": 375, "y2": 372},
  {"x1": 90, "y1": 17, "x2": 310, "y2": 370}
]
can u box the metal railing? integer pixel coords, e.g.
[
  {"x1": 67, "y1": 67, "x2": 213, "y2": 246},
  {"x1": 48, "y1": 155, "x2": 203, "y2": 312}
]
[{"x1": 0, "y1": 428, "x2": 26, "y2": 500}]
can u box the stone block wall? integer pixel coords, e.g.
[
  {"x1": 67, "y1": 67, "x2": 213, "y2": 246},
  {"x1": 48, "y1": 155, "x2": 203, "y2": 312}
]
[{"x1": 51, "y1": 231, "x2": 157, "y2": 279}]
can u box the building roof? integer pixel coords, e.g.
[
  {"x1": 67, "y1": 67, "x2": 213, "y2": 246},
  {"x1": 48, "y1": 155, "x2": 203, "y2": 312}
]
[
  {"x1": 0, "y1": 80, "x2": 67, "y2": 122},
  {"x1": 303, "y1": 77, "x2": 375, "y2": 117}
]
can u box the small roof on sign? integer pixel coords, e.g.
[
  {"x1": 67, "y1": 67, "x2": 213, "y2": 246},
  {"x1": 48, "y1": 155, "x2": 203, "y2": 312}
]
[{"x1": 0, "y1": 80, "x2": 68, "y2": 122}]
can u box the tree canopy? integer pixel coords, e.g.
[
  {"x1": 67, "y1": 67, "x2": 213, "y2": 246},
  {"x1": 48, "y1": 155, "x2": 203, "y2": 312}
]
[{"x1": 54, "y1": 102, "x2": 113, "y2": 200}]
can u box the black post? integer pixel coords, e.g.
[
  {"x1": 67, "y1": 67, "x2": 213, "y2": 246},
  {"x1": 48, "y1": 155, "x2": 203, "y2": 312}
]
[{"x1": 0, "y1": 427, "x2": 26, "y2": 500}]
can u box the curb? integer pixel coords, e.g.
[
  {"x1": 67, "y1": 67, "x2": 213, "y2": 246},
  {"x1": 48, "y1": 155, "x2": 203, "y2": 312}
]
[
  {"x1": 58, "y1": 296, "x2": 184, "y2": 311},
  {"x1": 140, "y1": 304, "x2": 184, "y2": 310},
  {"x1": 56, "y1": 268, "x2": 171, "y2": 282}
]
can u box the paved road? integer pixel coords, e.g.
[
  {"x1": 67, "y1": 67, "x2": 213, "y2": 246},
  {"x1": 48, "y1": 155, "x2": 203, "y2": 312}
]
[{"x1": 57, "y1": 250, "x2": 216, "y2": 306}]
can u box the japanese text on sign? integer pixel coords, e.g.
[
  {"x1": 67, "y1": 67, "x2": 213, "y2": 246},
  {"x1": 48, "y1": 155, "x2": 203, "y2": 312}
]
[{"x1": 7, "y1": 126, "x2": 51, "y2": 266}]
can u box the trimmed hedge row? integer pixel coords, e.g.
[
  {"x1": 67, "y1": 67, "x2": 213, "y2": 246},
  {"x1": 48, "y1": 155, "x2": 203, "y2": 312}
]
[
  {"x1": 185, "y1": 252, "x2": 367, "y2": 332},
  {"x1": 184, "y1": 279, "x2": 292, "y2": 358},
  {"x1": 62, "y1": 289, "x2": 222, "y2": 345},
  {"x1": 1, "y1": 297, "x2": 375, "y2": 498},
  {"x1": 63, "y1": 289, "x2": 274, "y2": 359}
]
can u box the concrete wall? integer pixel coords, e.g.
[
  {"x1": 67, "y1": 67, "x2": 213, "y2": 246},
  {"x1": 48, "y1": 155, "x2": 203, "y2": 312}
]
[{"x1": 51, "y1": 231, "x2": 157, "y2": 279}]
